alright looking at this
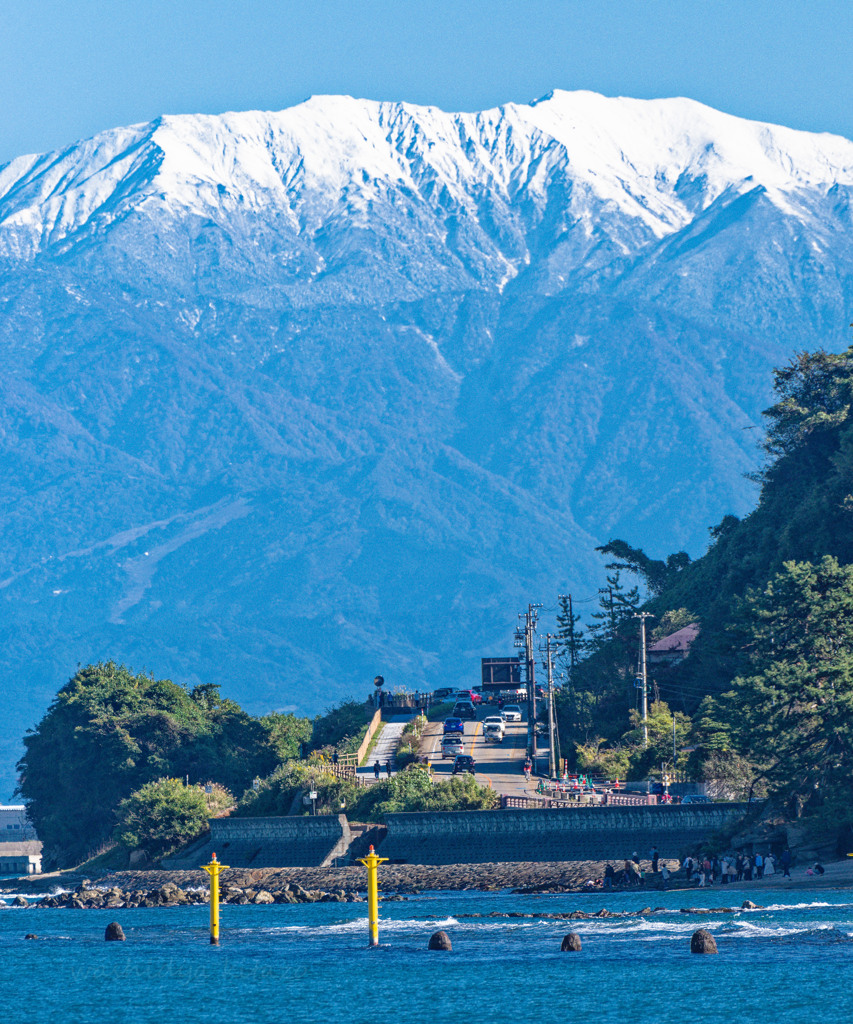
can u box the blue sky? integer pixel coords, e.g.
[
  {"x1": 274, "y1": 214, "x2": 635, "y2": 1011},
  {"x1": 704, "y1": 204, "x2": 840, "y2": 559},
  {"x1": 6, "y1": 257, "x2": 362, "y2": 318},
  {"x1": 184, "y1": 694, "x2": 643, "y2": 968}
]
[{"x1": 1, "y1": 0, "x2": 851, "y2": 164}]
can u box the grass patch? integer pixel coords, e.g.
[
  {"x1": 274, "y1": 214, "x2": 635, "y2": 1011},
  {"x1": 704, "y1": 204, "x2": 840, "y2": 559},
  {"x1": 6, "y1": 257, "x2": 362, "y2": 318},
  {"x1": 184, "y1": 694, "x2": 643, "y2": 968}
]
[
  {"x1": 359, "y1": 721, "x2": 385, "y2": 767},
  {"x1": 426, "y1": 701, "x2": 455, "y2": 722}
]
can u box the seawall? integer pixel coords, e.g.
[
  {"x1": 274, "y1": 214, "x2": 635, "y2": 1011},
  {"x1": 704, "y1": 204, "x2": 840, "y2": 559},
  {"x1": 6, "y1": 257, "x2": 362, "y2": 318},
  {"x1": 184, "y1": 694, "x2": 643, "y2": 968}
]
[
  {"x1": 167, "y1": 803, "x2": 747, "y2": 868},
  {"x1": 378, "y1": 805, "x2": 749, "y2": 864},
  {"x1": 165, "y1": 815, "x2": 351, "y2": 868}
]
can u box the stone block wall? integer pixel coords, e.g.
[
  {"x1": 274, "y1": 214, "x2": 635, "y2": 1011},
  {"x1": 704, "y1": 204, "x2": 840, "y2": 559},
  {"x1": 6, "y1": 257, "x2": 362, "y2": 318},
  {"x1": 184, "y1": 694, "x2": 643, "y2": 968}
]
[
  {"x1": 378, "y1": 805, "x2": 748, "y2": 864},
  {"x1": 167, "y1": 815, "x2": 351, "y2": 868}
]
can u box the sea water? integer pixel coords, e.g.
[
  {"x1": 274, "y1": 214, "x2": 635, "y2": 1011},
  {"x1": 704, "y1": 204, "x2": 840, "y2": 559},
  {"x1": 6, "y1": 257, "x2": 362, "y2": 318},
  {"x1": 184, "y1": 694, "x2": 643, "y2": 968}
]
[{"x1": 3, "y1": 886, "x2": 853, "y2": 1023}]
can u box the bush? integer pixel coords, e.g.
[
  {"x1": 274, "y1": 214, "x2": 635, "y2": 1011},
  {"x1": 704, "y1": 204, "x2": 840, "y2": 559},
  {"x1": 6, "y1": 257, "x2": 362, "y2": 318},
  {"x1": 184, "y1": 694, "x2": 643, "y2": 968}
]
[
  {"x1": 113, "y1": 778, "x2": 232, "y2": 858},
  {"x1": 310, "y1": 700, "x2": 372, "y2": 755},
  {"x1": 235, "y1": 761, "x2": 499, "y2": 823},
  {"x1": 236, "y1": 761, "x2": 362, "y2": 817}
]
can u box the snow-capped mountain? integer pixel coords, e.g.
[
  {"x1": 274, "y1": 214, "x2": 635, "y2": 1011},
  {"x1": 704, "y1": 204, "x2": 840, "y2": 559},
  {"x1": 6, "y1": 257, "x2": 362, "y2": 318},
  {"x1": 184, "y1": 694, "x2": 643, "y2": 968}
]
[{"x1": 1, "y1": 90, "x2": 852, "y2": 793}]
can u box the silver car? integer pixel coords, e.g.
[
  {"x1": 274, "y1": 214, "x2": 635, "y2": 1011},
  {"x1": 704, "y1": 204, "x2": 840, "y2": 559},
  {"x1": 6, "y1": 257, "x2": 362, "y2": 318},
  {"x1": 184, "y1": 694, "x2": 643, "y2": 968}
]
[{"x1": 441, "y1": 734, "x2": 465, "y2": 759}]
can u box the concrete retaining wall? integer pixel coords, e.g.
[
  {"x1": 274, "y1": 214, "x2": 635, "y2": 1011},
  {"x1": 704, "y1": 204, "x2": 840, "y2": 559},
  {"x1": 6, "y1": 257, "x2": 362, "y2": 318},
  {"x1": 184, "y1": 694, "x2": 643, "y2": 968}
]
[
  {"x1": 378, "y1": 804, "x2": 748, "y2": 864},
  {"x1": 166, "y1": 815, "x2": 351, "y2": 868}
]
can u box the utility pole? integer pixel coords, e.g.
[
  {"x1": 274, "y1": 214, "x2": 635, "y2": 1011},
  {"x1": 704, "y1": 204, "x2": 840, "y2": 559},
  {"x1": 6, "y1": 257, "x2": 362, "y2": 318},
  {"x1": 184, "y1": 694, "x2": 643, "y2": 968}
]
[
  {"x1": 516, "y1": 603, "x2": 541, "y2": 763},
  {"x1": 633, "y1": 612, "x2": 654, "y2": 747},
  {"x1": 673, "y1": 712, "x2": 677, "y2": 778},
  {"x1": 542, "y1": 633, "x2": 558, "y2": 780}
]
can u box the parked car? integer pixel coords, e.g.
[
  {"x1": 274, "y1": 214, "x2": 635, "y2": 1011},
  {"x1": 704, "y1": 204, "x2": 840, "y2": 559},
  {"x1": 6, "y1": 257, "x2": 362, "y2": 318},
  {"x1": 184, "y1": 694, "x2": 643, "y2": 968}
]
[
  {"x1": 501, "y1": 704, "x2": 522, "y2": 722},
  {"x1": 441, "y1": 734, "x2": 465, "y2": 758},
  {"x1": 453, "y1": 701, "x2": 477, "y2": 720},
  {"x1": 443, "y1": 717, "x2": 464, "y2": 734},
  {"x1": 682, "y1": 794, "x2": 712, "y2": 804},
  {"x1": 482, "y1": 715, "x2": 506, "y2": 737},
  {"x1": 452, "y1": 754, "x2": 476, "y2": 775}
]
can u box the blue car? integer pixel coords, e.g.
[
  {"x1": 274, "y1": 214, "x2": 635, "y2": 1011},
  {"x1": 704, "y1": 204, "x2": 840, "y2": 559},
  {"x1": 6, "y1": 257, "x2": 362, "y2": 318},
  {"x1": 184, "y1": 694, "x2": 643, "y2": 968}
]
[{"x1": 443, "y1": 717, "x2": 464, "y2": 734}]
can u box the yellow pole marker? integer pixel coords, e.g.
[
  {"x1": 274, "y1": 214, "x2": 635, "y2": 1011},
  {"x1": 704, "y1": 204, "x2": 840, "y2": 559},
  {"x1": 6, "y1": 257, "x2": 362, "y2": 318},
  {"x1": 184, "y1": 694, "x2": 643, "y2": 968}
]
[
  {"x1": 201, "y1": 852, "x2": 230, "y2": 945},
  {"x1": 357, "y1": 844, "x2": 388, "y2": 947}
]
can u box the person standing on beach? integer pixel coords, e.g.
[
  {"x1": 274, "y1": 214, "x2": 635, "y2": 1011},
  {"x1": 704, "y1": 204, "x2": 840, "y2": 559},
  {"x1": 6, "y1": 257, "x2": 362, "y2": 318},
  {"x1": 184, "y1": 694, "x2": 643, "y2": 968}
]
[
  {"x1": 651, "y1": 848, "x2": 659, "y2": 874},
  {"x1": 781, "y1": 849, "x2": 792, "y2": 878},
  {"x1": 755, "y1": 852, "x2": 764, "y2": 878}
]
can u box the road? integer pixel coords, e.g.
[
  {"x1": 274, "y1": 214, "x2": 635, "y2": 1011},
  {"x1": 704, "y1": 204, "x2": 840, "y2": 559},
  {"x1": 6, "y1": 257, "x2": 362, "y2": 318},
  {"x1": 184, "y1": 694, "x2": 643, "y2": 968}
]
[{"x1": 420, "y1": 706, "x2": 542, "y2": 798}]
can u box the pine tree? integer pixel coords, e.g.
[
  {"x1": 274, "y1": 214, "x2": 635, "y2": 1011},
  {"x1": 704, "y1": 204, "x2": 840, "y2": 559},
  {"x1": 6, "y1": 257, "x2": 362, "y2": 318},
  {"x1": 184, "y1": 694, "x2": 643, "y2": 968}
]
[
  {"x1": 586, "y1": 570, "x2": 640, "y2": 649},
  {"x1": 721, "y1": 556, "x2": 853, "y2": 811},
  {"x1": 556, "y1": 594, "x2": 585, "y2": 678}
]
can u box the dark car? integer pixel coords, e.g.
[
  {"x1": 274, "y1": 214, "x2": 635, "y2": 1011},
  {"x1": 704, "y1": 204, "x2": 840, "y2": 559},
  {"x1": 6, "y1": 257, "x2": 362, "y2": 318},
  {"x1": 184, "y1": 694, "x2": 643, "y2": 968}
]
[
  {"x1": 443, "y1": 717, "x2": 464, "y2": 734},
  {"x1": 453, "y1": 702, "x2": 477, "y2": 720},
  {"x1": 433, "y1": 687, "x2": 455, "y2": 699},
  {"x1": 452, "y1": 754, "x2": 476, "y2": 775}
]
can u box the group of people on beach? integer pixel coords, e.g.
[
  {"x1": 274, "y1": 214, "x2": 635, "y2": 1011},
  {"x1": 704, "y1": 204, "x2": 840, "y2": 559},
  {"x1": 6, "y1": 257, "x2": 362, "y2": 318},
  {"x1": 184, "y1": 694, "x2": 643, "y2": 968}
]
[
  {"x1": 599, "y1": 847, "x2": 824, "y2": 889},
  {"x1": 680, "y1": 850, "x2": 788, "y2": 885}
]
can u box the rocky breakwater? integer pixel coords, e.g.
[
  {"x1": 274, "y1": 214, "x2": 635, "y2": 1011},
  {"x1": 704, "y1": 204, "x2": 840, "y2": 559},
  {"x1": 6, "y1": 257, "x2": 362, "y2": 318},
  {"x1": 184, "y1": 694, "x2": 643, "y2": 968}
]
[{"x1": 21, "y1": 880, "x2": 368, "y2": 909}]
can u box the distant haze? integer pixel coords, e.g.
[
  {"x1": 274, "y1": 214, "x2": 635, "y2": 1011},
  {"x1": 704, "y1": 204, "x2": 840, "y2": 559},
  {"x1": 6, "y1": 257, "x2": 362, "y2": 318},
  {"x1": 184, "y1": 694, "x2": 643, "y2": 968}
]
[{"x1": 1, "y1": 90, "x2": 851, "y2": 796}]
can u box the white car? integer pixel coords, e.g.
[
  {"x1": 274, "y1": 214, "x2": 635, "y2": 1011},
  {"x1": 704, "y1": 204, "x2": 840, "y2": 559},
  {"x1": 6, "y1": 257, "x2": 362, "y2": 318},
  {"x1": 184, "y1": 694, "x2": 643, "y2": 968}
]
[
  {"x1": 482, "y1": 715, "x2": 506, "y2": 737},
  {"x1": 501, "y1": 704, "x2": 522, "y2": 722}
]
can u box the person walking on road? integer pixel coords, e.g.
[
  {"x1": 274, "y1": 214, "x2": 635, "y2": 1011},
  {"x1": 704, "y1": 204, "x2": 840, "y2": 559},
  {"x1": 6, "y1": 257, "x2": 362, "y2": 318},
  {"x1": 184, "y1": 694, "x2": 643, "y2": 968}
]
[
  {"x1": 385, "y1": 759, "x2": 392, "y2": 778},
  {"x1": 373, "y1": 760, "x2": 381, "y2": 780}
]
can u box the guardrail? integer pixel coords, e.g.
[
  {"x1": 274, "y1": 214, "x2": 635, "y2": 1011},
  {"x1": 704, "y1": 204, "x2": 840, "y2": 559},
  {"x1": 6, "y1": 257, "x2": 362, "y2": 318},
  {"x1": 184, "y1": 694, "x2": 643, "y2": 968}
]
[{"x1": 501, "y1": 792, "x2": 659, "y2": 809}]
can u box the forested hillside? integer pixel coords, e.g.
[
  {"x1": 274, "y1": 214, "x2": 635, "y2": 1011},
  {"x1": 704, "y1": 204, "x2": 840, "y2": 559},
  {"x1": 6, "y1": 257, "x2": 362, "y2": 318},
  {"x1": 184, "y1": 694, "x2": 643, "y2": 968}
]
[{"x1": 555, "y1": 345, "x2": 853, "y2": 831}]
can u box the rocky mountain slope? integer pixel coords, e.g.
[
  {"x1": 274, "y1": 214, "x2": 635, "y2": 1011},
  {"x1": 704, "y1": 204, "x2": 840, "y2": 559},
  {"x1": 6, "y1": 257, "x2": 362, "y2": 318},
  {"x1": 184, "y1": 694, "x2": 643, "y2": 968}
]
[{"x1": 1, "y1": 90, "x2": 852, "y2": 795}]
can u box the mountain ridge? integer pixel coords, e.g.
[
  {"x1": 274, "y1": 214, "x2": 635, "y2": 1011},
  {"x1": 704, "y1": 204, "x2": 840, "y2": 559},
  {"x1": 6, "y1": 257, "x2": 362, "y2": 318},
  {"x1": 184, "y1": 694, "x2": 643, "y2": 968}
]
[{"x1": 0, "y1": 90, "x2": 852, "y2": 797}]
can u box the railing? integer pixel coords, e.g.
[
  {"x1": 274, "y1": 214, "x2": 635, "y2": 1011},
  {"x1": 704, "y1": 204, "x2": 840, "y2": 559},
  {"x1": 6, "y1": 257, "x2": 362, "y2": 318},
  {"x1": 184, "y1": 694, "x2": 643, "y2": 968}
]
[
  {"x1": 374, "y1": 691, "x2": 432, "y2": 710},
  {"x1": 321, "y1": 761, "x2": 368, "y2": 786},
  {"x1": 603, "y1": 793, "x2": 658, "y2": 806},
  {"x1": 501, "y1": 791, "x2": 659, "y2": 809}
]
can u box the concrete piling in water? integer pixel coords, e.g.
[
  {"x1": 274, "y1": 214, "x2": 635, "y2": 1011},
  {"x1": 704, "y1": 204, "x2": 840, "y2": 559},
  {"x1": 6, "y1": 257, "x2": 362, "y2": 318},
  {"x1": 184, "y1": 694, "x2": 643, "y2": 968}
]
[
  {"x1": 104, "y1": 922, "x2": 126, "y2": 942},
  {"x1": 560, "y1": 933, "x2": 582, "y2": 952},
  {"x1": 428, "y1": 930, "x2": 452, "y2": 951},
  {"x1": 690, "y1": 928, "x2": 718, "y2": 954}
]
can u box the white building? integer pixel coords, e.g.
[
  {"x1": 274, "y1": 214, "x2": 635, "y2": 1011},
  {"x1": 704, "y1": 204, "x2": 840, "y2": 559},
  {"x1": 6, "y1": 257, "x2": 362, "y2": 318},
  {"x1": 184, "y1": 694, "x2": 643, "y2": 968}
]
[{"x1": 0, "y1": 805, "x2": 42, "y2": 875}]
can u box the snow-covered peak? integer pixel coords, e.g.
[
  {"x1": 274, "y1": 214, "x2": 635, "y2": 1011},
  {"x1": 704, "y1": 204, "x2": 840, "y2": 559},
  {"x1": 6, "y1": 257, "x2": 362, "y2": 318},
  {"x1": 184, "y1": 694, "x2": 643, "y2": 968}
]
[{"x1": 1, "y1": 90, "x2": 853, "y2": 253}]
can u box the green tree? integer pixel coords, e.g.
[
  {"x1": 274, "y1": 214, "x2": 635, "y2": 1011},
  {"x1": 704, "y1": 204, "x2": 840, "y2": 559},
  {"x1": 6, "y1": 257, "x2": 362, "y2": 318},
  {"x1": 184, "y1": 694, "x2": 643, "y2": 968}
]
[
  {"x1": 310, "y1": 700, "x2": 372, "y2": 755},
  {"x1": 556, "y1": 595, "x2": 585, "y2": 677},
  {"x1": 586, "y1": 570, "x2": 640, "y2": 648},
  {"x1": 623, "y1": 700, "x2": 691, "y2": 778},
  {"x1": 261, "y1": 712, "x2": 312, "y2": 761},
  {"x1": 113, "y1": 778, "x2": 232, "y2": 857},
  {"x1": 721, "y1": 556, "x2": 853, "y2": 810},
  {"x1": 17, "y1": 662, "x2": 280, "y2": 867},
  {"x1": 596, "y1": 540, "x2": 691, "y2": 596},
  {"x1": 762, "y1": 347, "x2": 853, "y2": 461}
]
